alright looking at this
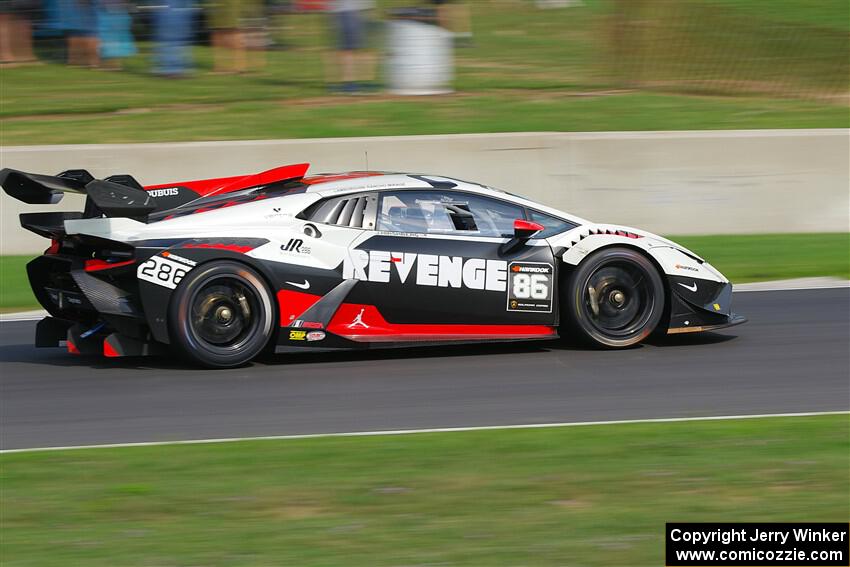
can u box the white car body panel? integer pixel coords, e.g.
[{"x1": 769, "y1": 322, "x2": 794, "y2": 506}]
[
  {"x1": 549, "y1": 224, "x2": 726, "y2": 284},
  {"x1": 61, "y1": 173, "x2": 719, "y2": 282}
]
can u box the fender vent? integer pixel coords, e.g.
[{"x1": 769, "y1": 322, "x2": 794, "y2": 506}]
[
  {"x1": 563, "y1": 227, "x2": 642, "y2": 250},
  {"x1": 304, "y1": 194, "x2": 377, "y2": 229}
]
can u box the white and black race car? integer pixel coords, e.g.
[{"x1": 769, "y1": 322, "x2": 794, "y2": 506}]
[{"x1": 1, "y1": 164, "x2": 745, "y2": 367}]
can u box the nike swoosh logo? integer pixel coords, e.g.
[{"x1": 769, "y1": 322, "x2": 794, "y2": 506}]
[
  {"x1": 678, "y1": 282, "x2": 698, "y2": 292},
  {"x1": 286, "y1": 280, "x2": 310, "y2": 290}
]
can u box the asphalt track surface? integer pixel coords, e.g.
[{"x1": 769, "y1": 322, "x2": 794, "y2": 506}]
[{"x1": 1, "y1": 288, "x2": 848, "y2": 450}]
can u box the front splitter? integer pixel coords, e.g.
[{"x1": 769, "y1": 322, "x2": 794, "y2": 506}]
[{"x1": 667, "y1": 312, "x2": 748, "y2": 334}]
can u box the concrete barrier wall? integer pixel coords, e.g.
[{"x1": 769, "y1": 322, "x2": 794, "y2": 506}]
[{"x1": 1, "y1": 129, "x2": 847, "y2": 254}]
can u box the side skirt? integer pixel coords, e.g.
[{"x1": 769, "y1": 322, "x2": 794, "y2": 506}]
[{"x1": 275, "y1": 333, "x2": 559, "y2": 353}]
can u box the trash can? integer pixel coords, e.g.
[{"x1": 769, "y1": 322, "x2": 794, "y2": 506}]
[{"x1": 386, "y1": 8, "x2": 453, "y2": 95}]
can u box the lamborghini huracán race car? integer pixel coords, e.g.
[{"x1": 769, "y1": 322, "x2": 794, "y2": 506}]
[{"x1": 1, "y1": 164, "x2": 744, "y2": 367}]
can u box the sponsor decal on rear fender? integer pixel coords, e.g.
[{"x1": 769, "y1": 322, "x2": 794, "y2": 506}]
[
  {"x1": 281, "y1": 238, "x2": 311, "y2": 255},
  {"x1": 288, "y1": 329, "x2": 325, "y2": 341},
  {"x1": 307, "y1": 331, "x2": 326, "y2": 341}
]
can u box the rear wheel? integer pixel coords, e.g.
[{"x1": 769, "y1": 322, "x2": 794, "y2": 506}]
[
  {"x1": 168, "y1": 261, "x2": 274, "y2": 368},
  {"x1": 564, "y1": 247, "x2": 665, "y2": 348}
]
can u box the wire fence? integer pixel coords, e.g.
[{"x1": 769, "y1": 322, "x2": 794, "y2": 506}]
[
  {"x1": 606, "y1": 0, "x2": 849, "y2": 101},
  {"x1": 3, "y1": 0, "x2": 848, "y2": 102}
]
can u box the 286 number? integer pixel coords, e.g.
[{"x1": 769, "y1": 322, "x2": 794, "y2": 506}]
[{"x1": 138, "y1": 257, "x2": 189, "y2": 289}]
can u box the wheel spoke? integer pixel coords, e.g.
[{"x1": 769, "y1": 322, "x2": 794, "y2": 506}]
[
  {"x1": 583, "y1": 259, "x2": 654, "y2": 337},
  {"x1": 190, "y1": 279, "x2": 258, "y2": 348},
  {"x1": 587, "y1": 285, "x2": 600, "y2": 317}
]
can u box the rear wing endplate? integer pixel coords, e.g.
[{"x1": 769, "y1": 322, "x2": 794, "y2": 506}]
[{"x1": 0, "y1": 168, "x2": 157, "y2": 218}]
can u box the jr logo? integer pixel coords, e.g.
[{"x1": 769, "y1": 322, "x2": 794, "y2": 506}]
[
  {"x1": 282, "y1": 238, "x2": 303, "y2": 252},
  {"x1": 281, "y1": 238, "x2": 311, "y2": 255}
]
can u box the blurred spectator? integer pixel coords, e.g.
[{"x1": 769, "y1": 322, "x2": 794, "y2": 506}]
[
  {"x1": 242, "y1": 0, "x2": 267, "y2": 72},
  {"x1": 209, "y1": 0, "x2": 266, "y2": 73},
  {"x1": 96, "y1": 0, "x2": 136, "y2": 69},
  {"x1": 0, "y1": 0, "x2": 39, "y2": 65},
  {"x1": 36, "y1": 0, "x2": 73, "y2": 62},
  {"x1": 327, "y1": 0, "x2": 376, "y2": 94},
  {"x1": 433, "y1": 0, "x2": 471, "y2": 46},
  {"x1": 153, "y1": 0, "x2": 195, "y2": 76},
  {"x1": 65, "y1": 0, "x2": 99, "y2": 66}
]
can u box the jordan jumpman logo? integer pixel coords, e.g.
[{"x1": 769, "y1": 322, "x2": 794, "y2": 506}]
[{"x1": 347, "y1": 308, "x2": 370, "y2": 329}]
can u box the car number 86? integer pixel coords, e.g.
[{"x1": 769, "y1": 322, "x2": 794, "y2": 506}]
[
  {"x1": 512, "y1": 273, "x2": 549, "y2": 299},
  {"x1": 137, "y1": 256, "x2": 191, "y2": 289}
]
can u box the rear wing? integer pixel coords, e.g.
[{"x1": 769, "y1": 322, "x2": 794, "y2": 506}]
[
  {"x1": 2, "y1": 163, "x2": 311, "y2": 214},
  {"x1": 1, "y1": 163, "x2": 312, "y2": 238},
  {"x1": 0, "y1": 168, "x2": 157, "y2": 217}
]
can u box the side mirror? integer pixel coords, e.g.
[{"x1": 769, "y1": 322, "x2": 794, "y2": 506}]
[
  {"x1": 501, "y1": 219, "x2": 545, "y2": 255},
  {"x1": 513, "y1": 219, "x2": 544, "y2": 240}
]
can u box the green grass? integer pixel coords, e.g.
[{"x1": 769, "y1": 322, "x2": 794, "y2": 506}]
[
  {"x1": 711, "y1": 0, "x2": 850, "y2": 31},
  {"x1": 0, "y1": 255, "x2": 36, "y2": 312},
  {"x1": 1, "y1": 233, "x2": 847, "y2": 311},
  {"x1": 0, "y1": 0, "x2": 847, "y2": 145},
  {"x1": 1, "y1": 414, "x2": 847, "y2": 566},
  {"x1": 672, "y1": 233, "x2": 850, "y2": 283},
  {"x1": 2, "y1": 90, "x2": 847, "y2": 145}
]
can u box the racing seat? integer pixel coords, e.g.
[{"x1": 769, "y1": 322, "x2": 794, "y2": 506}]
[
  {"x1": 388, "y1": 206, "x2": 428, "y2": 233},
  {"x1": 400, "y1": 208, "x2": 428, "y2": 232}
]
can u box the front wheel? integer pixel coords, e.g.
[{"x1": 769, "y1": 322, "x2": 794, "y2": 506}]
[
  {"x1": 563, "y1": 247, "x2": 665, "y2": 348},
  {"x1": 168, "y1": 261, "x2": 275, "y2": 368}
]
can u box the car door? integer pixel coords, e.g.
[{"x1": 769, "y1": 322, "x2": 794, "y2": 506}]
[
  {"x1": 265, "y1": 191, "x2": 379, "y2": 328},
  {"x1": 340, "y1": 189, "x2": 558, "y2": 332}
]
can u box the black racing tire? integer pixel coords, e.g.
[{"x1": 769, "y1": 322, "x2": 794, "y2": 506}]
[
  {"x1": 563, "y1": 247, "x2": 665, "y2": 348},
  {"x1": 168, "y1": 261, "x2": 275, "y2": 368}
]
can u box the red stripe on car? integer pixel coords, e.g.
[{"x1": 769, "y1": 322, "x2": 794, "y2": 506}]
[
  {"x1": 103, "y1": 340, "x2": 120, "y2": 357},
  {"x1": 183, "y1": 243, "x2": 256, "y2": 254},
  {"x1": 279, "y1": 291, "x2": 556, "y2": 340},
  {"x1": 144, "y1": 163, "x2": 310, "y2": 197},
  {"x1": 84, "y1": 259, "x2": 136, "y2": 272},
  {"x1": 277, "y1": 289, "x2": 322, "y2": 325},
  {"x1": 328, "y1": 303, "x2": 556, "y2": 341}
]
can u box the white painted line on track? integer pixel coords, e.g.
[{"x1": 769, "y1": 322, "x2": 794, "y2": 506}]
[
  {"x1": 1, "y1": 280, "x2": 847, "y2": 323},
  {"x1": 0, "y1": 309, "x2": 47, "y2": 322},
  {"x1": 733, "y1": 277, "x2": 849, "y2": 293},
  {"x1": 1, "y1": 411, "x2": 847, "y2": 454}
]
